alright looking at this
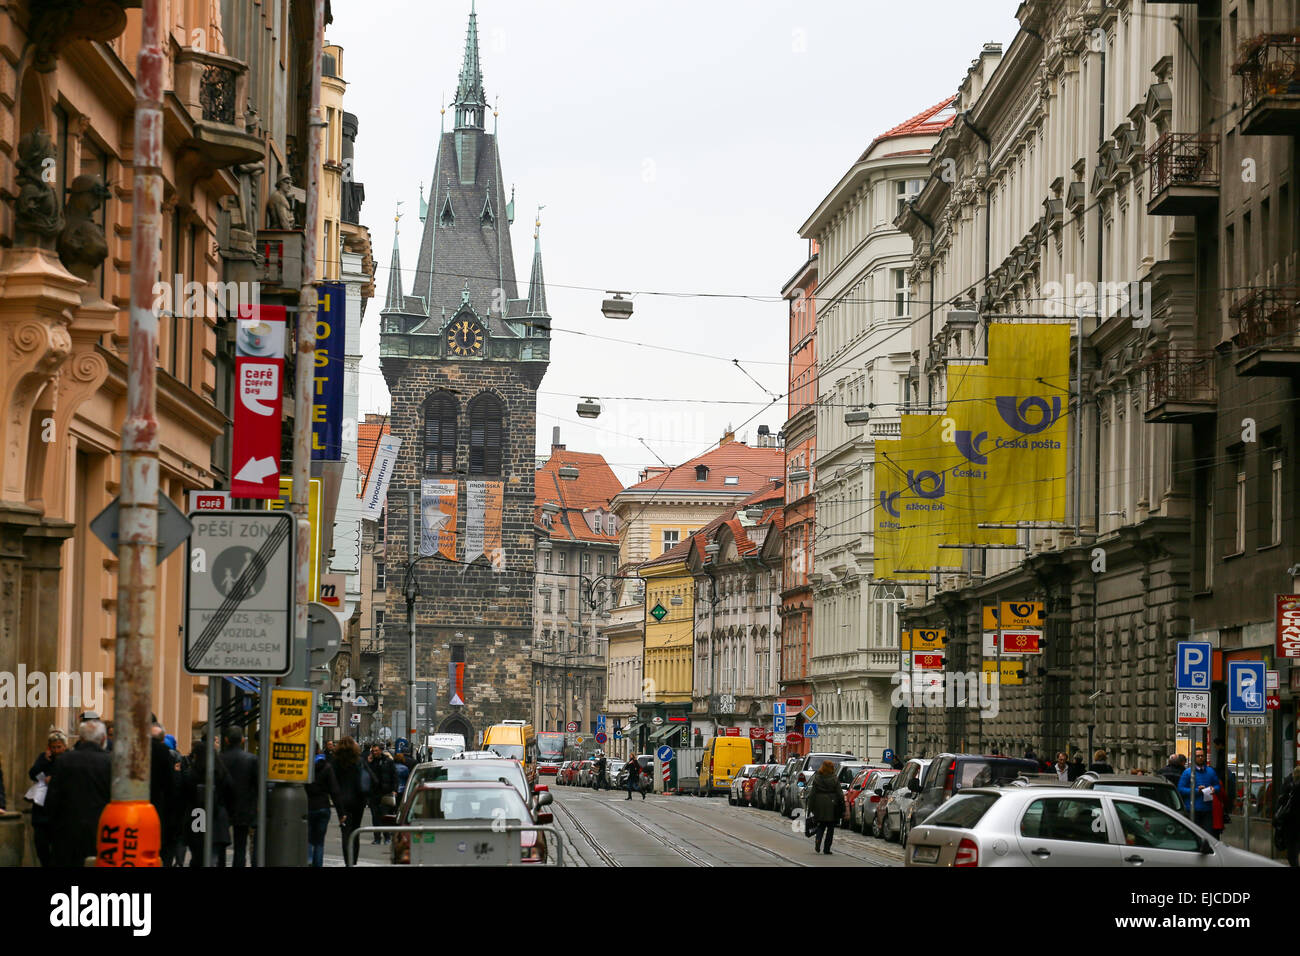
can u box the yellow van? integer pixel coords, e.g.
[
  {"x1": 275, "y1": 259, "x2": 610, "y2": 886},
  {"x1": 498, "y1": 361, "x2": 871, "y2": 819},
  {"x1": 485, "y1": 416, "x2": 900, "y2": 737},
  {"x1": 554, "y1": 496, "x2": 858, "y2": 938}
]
[
  {"x1": 482, "y1": 720, "x2": 538, "y2": 784},
  {"x1": 698, "y1": 736, "x2": 754, "y2": 795}
]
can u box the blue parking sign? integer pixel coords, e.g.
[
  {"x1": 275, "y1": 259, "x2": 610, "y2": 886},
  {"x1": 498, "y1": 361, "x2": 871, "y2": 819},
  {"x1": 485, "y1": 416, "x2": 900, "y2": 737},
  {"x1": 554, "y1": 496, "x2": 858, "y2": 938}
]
[
  {"x1": 1227, "y1": 660, "x2": 1266, "y2": 714},
  {"x1": 774, "y1": 715, "x2": 787, "y2": 732},
  {"x1": 1176, "y1": 642, "x2": 1212, "y2": 691}
]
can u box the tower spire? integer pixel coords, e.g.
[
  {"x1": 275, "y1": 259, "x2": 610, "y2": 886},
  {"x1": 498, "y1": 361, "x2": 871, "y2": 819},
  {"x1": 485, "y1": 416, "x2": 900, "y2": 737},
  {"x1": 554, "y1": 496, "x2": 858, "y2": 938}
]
[
  {"x1": 454, "y1": 2, "x2": 486, "y2": 130},
  {"x1": 527, "y1": 205, "x2": 548, "y2": 316},
  {"x1": 383, "y1": 202, "x2": 405, "y2": 311}
]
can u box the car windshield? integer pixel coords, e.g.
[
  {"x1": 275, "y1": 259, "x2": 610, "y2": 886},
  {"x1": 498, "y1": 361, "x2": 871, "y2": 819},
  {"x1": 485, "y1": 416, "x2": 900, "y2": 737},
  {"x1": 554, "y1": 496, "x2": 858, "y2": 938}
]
[
  {"x1": 429, "y1": 746, "x2": 462, "y2": 761},
  {"x1": 410, "y1": 763, "x2": 528, "y2": 803},
  {"x1": 807, "y1": 755, "x2": 852, "y2": 773},
  {"x1": 406, "y1": 786, "x2": 528, "y2": 821},
  {"x1": 965, "y1": 760, "x2": 1035, "y2": 788},
  {"x1": 1092, "y1": 782, "x2": 1183, "y2": 810},
  {"x1": 485, "y1": 744, "x2": 524, "y2": 761},
  {"x1": 923, "y1": 793, "x2": 1000, "y2": 828}
]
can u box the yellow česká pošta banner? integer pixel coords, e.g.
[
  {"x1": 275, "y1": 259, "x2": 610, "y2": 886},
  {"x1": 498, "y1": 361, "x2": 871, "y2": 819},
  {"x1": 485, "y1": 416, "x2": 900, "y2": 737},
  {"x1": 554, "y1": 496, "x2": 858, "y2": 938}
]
[
  {"x1": 944, "y1": 363, "x2": 1017, "y2": 547},
  {"x1": 985, "y1": 323, "x2": 1070, "y2": 524},
  {"x1": 874, "y1": 441, "x2": 923, "y2": 581},
  {"x1": 898, "y1": 415, "x2": 963, "y2": 573}
]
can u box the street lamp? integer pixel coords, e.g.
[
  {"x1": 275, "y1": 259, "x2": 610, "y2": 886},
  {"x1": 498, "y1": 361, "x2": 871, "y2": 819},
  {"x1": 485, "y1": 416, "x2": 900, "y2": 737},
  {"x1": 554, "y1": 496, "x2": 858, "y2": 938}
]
[
  {"x1": 601, "y1": 291, "x2": 633, "y2": 320},
  {"x1": 844, "y1": 408, "x2": 872, "y2": 426},
  {"x1": 576, "y1": 397, "x2": 602, "y2": 419}
]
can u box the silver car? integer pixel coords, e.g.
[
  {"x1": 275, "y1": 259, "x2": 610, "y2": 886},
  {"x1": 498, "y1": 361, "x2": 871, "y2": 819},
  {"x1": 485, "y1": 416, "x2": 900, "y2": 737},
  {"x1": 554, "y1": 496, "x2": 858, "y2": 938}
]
[
  {"x1": 905, "y1": 786, "x2": 1285, "y2": 867},
  {"x1": 878, "y1": 758, "x2": 930, "y2": 842}
]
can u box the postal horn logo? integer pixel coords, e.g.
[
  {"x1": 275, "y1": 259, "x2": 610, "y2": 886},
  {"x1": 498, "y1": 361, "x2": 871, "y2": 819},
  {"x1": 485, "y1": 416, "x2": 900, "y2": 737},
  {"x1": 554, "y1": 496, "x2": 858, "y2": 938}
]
[
  {"x1": 955, "y1": 429, "x2": 989, "y2": 465},
  {"x1": 880, "y1": 489, "x2": 901, "y2": 518},
  {"x1": 906, "y1": 470, "x2": 945, "y2": 499},
  {"x1": 1007, "y1": 601, "x2": 1037, "y2": 619},
  {"x1": 995, "y1": 395, "x2": 1062, "y2": 435}
]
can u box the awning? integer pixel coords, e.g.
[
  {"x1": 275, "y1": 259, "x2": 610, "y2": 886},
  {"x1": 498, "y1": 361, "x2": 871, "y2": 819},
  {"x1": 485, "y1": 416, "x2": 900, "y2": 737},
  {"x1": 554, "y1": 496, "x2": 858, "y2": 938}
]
[
  {"x1": 649, "y1": 724, "x2": 682, "y2": 743},
  {"x1": 224, "y1": 676, "x2": 260, "y2": 694}
]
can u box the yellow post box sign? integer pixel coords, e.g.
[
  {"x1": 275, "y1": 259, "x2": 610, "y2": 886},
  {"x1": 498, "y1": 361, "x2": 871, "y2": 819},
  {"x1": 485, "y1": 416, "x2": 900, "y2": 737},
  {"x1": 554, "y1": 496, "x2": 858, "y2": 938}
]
[
  {"x1": 981, "y1": 660, "x2": 1027, "y2": 685},
  {"x1": 1000, "y1": 601, "x2": 1044, "y2": 629},
  {"x1": 267, "y1": 688, "x2": 315, "y2": 782}
]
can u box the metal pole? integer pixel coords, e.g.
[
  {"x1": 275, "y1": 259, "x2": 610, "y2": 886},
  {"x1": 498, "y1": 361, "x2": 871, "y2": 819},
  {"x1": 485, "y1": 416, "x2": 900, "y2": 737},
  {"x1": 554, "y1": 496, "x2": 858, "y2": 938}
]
[
  {"x1": 102, "y1": 0, "x2": 164, "y2": 859},
  {"x1": 204, "y1": 678, "x2": 216, "y2": 866},
  {"x1": 256, "y1": 678, "x2": 268, "y2": 865},
  {"x1": 408, "y1": 489, "x2": 417, "y2": 753},
  {"x1": 1243, "y1": 729, "x2": 1251, "y2": 853}
]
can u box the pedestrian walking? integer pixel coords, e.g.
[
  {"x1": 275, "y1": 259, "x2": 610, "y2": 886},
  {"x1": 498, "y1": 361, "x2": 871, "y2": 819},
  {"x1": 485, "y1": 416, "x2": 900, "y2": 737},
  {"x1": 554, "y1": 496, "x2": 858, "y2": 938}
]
[
  {"x1": 806, "y1": 760, "x2": 845, "y2": 856},
  {"x1": 183, "y1": 736, "x2": 233, "y2": 867},
  {"x1": 1177, "y1": 748, "x2": 1222, "y2": 833},
  {"x1": 329, "y1": 737, "x2": 368, "y2": 866},
  {"x1": 1067, "y1": 753, "x2": 1086, "y2": 781},
  {"x1": 1088, "y1": 749, "x2": 1114, "y2": 774},
  {"x1": 1052, "y1": 751, "x2": 1070, "y2": 782},
  {"x1": 625, "y1": 756, "x2": 644, "y2": 800},
  {"x1": 395, "y1": 752, "x2": 411, "y2": 802},
  {"x1": 26, "y1": 730, "x2": 67, "y2": 866},
  {"x1": 305, "y1": 746, "x2": 333, "y2": 867},
  {"x1": 594, "y1": 752, "x2": 609, "y2": 791},
  {"x1": 1273, "y1": 767, "x2": 1300, "y2": 867},
  {"x1": 1158, "y1": 753, "x2": 1186, "y2": 787},
  {"x1": 45, "y1": 720, "x2": 112, "y2": 867},
  {"x1": 365, "y1": 743, "x2": 397, "y2": 843},
  {"x1": 148, "y1": 717, "x2": 178, "y2": 866},
  {"x1": 219, "y1": 726, "x2": 258, "y2": 866}
]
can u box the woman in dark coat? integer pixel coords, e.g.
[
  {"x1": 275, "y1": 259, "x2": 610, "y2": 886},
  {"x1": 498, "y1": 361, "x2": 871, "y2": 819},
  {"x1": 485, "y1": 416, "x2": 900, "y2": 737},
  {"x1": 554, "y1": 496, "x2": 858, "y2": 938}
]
[
  {"x1": 329, "y1": 736, "x2": 367, "y2": 866},
  {"x1": 305, "y1": 747, "x2": 334, "y2": 867},
  {"x1": 28, "y1": 731, "x2": 67, "y2": 866},
  {"x1": 183, "y1": 737, "x2": 234, "y2": 867},
  {"x1": 806, "y1": 760, "x2": 846, "y2": 855}
]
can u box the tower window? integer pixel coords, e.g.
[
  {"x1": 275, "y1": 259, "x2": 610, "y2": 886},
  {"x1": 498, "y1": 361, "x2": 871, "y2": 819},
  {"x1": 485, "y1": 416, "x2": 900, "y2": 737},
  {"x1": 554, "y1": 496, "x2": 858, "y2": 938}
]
[
  {"x1": 469, "y1": 393, "x2": 504, "y2": 475},
  {"x1": 423, "y1": 391, "x2": 458, "y2": 474}
]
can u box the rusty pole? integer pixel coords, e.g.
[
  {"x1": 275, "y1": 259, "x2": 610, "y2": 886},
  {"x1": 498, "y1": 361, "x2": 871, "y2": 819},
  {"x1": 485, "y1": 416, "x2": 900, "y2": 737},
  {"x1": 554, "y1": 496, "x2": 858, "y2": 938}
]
[{"x1": 99, "y1": 0, "x2": 163, "y2": 865}]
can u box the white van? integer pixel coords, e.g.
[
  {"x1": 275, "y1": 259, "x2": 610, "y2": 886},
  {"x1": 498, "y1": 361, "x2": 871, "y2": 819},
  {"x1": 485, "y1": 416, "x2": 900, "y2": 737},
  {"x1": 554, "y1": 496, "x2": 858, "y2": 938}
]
[{"x1": 426, "y1": 733, "x2": 466, "y2": 761}]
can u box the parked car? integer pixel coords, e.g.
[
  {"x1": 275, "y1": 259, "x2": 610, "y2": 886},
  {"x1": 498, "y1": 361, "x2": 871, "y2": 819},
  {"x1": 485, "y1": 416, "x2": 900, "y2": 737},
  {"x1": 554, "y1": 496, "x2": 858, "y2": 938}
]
[
  {"x1": 878, "y1": 758, "x2": 931, "y2": 842},
  {"x1": 852, "y1": 770, "x2": 897, "y2": 833},
  {"x1": 775, "y1": 757, "x2": 804, "y2": 817},
  {"x1": 904, "y1": 786, "x2": 1285, "y2": 867},
  {"x1": 753, "y1": 764, "x2": 783, "y2": 810},
  {"x1": 614, "y1": 755, "x2": 654, "y2": 789},
  {"x1": 901, "y1": 753, "x2": 1041, "y2": 847},
  {"x1": 556, "y1": 761, "x2": 572, "y2": 785},
  {"x1": 788, "y1": 752, "x2": 857, "y2": 815},
  {"x1": 390, "y1": 780, "x2": 552, "y2": 865},
  {"x1": 575, "y1": 760, "x2": 594, "y2": 787},
  {"x1": 1071, "y1": 772, "x2": 1184, "y2": 811},
  {"x1": 729, "y1": 764, "x2": 763, "y2": 806}
]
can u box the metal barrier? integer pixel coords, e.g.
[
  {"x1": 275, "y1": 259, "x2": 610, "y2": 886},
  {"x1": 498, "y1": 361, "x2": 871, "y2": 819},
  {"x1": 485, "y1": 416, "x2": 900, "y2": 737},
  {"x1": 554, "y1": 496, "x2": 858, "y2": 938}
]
[{"x1": 348, "y1": 823, "x2": 565, "y2": 867}]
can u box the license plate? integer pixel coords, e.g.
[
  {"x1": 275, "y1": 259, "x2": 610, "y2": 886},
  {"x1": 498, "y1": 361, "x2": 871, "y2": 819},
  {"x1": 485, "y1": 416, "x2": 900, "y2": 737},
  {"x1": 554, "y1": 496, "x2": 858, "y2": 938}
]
[{"x1": 912, "y1": 845, "x2": 939, "y2": 863}]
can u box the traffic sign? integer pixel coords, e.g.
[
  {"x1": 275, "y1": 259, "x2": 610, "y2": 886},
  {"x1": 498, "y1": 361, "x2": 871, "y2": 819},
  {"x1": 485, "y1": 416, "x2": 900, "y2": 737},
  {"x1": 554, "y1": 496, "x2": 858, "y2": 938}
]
[
  {"x1": 597, "y1": 714, "x2": 607, "y2": 731},
  {"x1": 656, "y1": 745, "x2": 674, "y2": 762},
  {"x1": 773, "y1": 715, "x2": 787, "y2": 732},
  {"x1": 353, "y1": 696, "x2": 368, "y2": 707},
  {"x1": 882, "y1": 749, "x2": 895, "y2": 762},
  {"x1": 566, "y1": 721, "x2": 578, "y2": 732},
  {"x1": 1228, "y1": 714, "x2": 1267, "y2": 726},
  {"x1": 595, "y1": 732, "x2": 607, "y2": 744},
  {"x1": 785, "y1": 731, "x2": 804, "y2": 745},
  {"x1": 773, "y1": 702, "x2": 786, "y2": 717},
  {"x1": 803, "y1": 722, "x2": 819, "y2": 738},
  {"x1": 650, "y1": 603, "x2": 668, "y2": 622},
  {"x1": 1176, "y1": 691, "x2": 1210, "y2": 726},
  {"x1": 1228, "y1": 660, "x2": 1266, "y2": 714},
  {"x1": 184, "y1": 511, "x2": 294, "y2": 675},
  {"x1": 90, "y1": 493, "x2": 193, "y2": 564},
  {"x1": 317, "y1": 711, "x2": 338, "y2": 727},
  {"x1": 1176, "y1": 642, "x2": 1212, "y2": 691},
  {"x1": 770, "y1": 731, "x2": 785, "y2": 744},
  {"x1": 803, "y1": 705, "x2": 819, "y2": 721},
  {"x1": 305, "y1": 601, "x2": 342, "y2": 687},
  {"x1": 350, "y1": 713, "x2": 360, "y2": 725}
]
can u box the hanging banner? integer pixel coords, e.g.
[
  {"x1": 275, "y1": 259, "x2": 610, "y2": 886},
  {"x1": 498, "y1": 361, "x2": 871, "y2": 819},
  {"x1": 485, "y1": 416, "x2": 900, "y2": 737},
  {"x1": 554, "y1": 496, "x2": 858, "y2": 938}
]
[
  {"x1": 874, "y1": 442, "x2": 921, "y2": 581},
  {"x1": 1276, "y1": 594, "x2": 1300, "y2": 659},
  {"x1": 945, "y1": 363, "x2": 1017, "y2": 547},
  {"x1": 266, "y1": 477, "x2": 322, "y2": 600},
  {"x1": 359, "y1": 435, "x2": 401, "y2": 520},
  {"x1": 312, "y1": 281, "x2": 345, "y2": 460},
  {"x1": 465, "y1": 480, "x2": 504, "y2": 569},
  {"x1": 985, "y1": 323, "x2": 1070, "y2": 524},
  {"x1": 897, "y1": 415, "x2": 962, "y2": 573},
  {"x1": 420, "y1": 479, "x2": 458, "y2": 560},
  {"x1": 449, "y1": 660, "x2": 466, "y2": 706},
  {"x1": 232, "y1": 304, "x2": 287, "y2": 498}
]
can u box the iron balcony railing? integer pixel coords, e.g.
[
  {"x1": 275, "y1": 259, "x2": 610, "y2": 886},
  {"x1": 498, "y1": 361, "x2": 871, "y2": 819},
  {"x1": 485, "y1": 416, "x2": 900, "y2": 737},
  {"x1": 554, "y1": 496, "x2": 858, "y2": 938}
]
[
  {"x1": 1228, "y1": 286, "x2": 1300, "y2": 350},
  {"x1": 1233, "y1": 33, "x2": 1300, "y2": 115},
  {"x1": 1141, "y1": 349, "x2": 1217, "y2": 409},
  {"x1": 1145, "y1": 132, "x2": 1219, "y2": 195},
  {"x1": 199, "y1": 64, "x2": 237, "y2": 125}
]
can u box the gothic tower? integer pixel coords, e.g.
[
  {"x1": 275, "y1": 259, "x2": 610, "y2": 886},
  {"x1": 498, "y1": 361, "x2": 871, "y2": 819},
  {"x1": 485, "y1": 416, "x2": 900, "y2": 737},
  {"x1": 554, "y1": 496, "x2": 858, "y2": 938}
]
[{"x1": 378, "y1": 2, "x2": 550, "y2": 746}]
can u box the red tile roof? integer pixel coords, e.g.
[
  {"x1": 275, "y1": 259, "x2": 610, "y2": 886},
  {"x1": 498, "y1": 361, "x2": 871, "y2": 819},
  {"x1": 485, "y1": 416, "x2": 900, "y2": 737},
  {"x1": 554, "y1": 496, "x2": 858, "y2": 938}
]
[
  {"x1": 860, "y1": 95, "x2": 958, "y2": 159},
  {"x1": 534, "y1": 447, "x2": 624, "y2": 544},
  {"x1": 622, "y1": 442, "x2": 784, "y2": 495},
  {"x1": 357, "y1": 420, "x2": 391, "y2": 477}
]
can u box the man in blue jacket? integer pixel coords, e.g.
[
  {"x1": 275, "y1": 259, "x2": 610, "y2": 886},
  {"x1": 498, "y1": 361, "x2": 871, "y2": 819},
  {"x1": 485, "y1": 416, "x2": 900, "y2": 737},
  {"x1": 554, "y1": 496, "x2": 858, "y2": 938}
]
[{"x1": 1177, "y1": 748, "x2": 1222, "y2": 833}]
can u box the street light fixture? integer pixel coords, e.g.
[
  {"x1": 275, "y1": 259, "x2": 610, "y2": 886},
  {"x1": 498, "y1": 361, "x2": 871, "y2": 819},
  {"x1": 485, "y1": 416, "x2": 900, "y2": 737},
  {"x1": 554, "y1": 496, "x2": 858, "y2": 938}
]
[
  {"x1": 601, "y1": 291, "x2": 633, "y2": 320},
  {"x1": 576, "y1": 397, "x2": 602, "y2": 419},
  {"x1": 844, "y1": 408, "x2": 872, "y2": 426}
]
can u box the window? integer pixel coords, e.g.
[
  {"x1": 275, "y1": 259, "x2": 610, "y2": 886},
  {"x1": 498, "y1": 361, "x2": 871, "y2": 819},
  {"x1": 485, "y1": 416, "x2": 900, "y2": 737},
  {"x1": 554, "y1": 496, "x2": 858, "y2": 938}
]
[
  {"x1": 1234, "y1": 450, "x2": 1247, "y2": 554},
  {"x1": 543, "y1": 590, "x2": 551, "y2": 613},
  {"x1": 374, "y1": 609, "x2": 385, "y2": 639},
  {"x1": 1019, "y1": 797, "x2": 1109, "y2": 843},
  {"x1": 557, "y1": 552, "x2": 566, "y2": 573},
  {"x1": 469, "y1": 393, "x2": 504, "y2": 475},
  {"x1": 1270, "y1": 449, "x2": 1283, "y2": 547},
  {"x1": 558, "y1": 589, "x2": 566, "y2": 612},
  {"x1": 1112, "y1": 800, "x2": 1200, "y2": 852},
  {"x1": 695, "y1": 465, "x2": 709, "y2": 481},
  {"x1": 724, "y1": 476, "x2": 739, "y2": 486},
  {"x1": 593, "y1": 513, "x2": 603, "y2": 533},
  {"x1": 374, "y1": 561, "x2": 385, "y2": 590},
  {"x1": 582, "y1": 553, "x2": 590, "y2": 574},
  {"x1": 662, "y1": 529, "x2": 679, "y2": 553},
  {"x1": 896, "y1": 178, "x2": 923, "y2": 217},
  {"x1": 892, "y1": 268, "x2": 910, "y2": 317},
  {"x1": 423, "y1": 391, "x2": 458, "y2": 474},
  {"x1": 597, "y1": 555, "x2": 606, "y2": 576},
  {"x1": 544, "y1": 550, "x2": 552, "y2": 572}
]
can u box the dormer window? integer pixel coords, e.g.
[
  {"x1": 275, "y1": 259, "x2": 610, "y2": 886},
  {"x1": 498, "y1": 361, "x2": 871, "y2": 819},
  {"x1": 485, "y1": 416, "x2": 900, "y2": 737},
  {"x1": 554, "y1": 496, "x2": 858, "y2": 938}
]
[
  {"x1": 724, "y1": 476, "x2": 739, "y2": 485},
  {"x1": 439, "y1": 193, "x2": 454, "y2": 226},
  {"x1": 695, "y1": 465, "x2": 709, "y2": 481},
  {"x1": 593, "y1": 513, "x2": 603, "y2": 533},
  {"x1": 481, "y1": 192, "x2": 495, "y2": 225}
]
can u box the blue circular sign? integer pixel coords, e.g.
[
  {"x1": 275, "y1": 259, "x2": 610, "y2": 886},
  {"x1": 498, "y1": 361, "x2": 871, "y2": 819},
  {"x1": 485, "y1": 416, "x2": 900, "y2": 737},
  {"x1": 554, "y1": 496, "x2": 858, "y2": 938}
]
[
  {"x1": 882, "y1": 748, "x2": 895, "y2": 762},
  {"x1": 656, "y1": 745, "x2": 674, "y2": 762}
]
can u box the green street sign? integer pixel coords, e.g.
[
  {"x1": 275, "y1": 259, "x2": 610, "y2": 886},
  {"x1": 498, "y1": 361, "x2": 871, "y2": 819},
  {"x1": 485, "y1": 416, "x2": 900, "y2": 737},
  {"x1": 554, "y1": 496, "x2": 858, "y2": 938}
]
[
  {"x1": 319, "y1": 702, "x2": 333, "y2": 713},
  {"x1": 650, "y1": 603, "x2": 668, "y2": 622}
]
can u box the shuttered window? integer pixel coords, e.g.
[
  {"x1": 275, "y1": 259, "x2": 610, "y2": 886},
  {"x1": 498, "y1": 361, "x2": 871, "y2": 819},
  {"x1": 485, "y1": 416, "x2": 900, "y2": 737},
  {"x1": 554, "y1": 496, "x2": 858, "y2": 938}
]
[
  {"x1": 423, "y1": 391, "x2": 458, "y2": 474},
  {"x1": 469, "y1": 393, "x2": 504, "y2": 475}
]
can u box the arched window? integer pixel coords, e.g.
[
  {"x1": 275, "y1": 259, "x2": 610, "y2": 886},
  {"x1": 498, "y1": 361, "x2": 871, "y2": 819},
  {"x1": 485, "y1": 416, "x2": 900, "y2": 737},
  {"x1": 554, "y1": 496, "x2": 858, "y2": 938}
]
[
  {"x1": 469, "y1": 392, "x2": 504, "y2": 475},
  {"x1": 423, "y1": 391, "x2": 457, "y2": 474}
]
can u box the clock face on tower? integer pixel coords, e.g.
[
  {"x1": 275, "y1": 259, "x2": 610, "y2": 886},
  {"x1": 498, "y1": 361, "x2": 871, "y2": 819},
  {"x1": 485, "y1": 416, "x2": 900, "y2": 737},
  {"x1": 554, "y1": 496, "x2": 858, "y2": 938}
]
[{"x1": 447, "y1": 316, "x2": 485, "y2": 356}]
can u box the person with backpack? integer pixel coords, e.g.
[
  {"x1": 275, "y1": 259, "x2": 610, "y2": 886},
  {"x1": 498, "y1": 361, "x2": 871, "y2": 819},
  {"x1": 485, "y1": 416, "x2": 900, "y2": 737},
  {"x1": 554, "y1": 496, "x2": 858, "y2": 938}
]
[
  {"x1": 806, "y1": 760, "x2": 846, "y2": 856},
  {"x1": 364, "y1": 743, "x2": 397, "y2": 844},
  {"x1": 329, "y1": 737, "x2": 367, "y2": 866},
  {"x1": 1273, "y1": 766, "x2": 1300, "y2": 867}
]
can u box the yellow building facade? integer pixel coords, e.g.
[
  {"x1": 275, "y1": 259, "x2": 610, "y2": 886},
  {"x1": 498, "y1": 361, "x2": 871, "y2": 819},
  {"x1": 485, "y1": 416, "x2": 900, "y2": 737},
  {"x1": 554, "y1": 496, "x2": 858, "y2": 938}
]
[{"x1": 640, "y1": 556, "x2": 694, "y2": 705}]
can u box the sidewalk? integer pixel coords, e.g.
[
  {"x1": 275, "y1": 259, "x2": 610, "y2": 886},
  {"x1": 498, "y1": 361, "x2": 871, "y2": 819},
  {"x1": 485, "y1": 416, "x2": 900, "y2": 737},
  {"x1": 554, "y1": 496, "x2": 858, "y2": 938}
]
[{"x1": 318, "y1": 812, "x2": 391, "y2": 868}]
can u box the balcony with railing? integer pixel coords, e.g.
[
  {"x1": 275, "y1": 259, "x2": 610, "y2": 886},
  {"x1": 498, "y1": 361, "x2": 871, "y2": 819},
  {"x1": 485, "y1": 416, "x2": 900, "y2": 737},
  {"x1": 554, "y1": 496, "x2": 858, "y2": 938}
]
[
  {"x1": 1233, "y1": 33, "x2": 1300, "y2": 135},
  {"x1": 1140, "y1": 349, "x2": 1217, "y2": 423},
  {"x1": 1228, "y1": 286, "x2": 1300, "y2": 376},
  {"x1": 1145, "y1": 133, "x2": 1219, "y2": 216},
  {"x1": 173, "y1": 47, "x2": 264, "y2": 169}
]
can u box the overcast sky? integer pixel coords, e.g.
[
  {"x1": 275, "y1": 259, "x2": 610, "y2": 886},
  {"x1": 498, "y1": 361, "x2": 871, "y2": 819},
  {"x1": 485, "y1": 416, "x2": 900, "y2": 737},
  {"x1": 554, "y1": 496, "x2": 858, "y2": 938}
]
[{"x1": 333, "y1": 0, "x2": 1019, "y2": 486}]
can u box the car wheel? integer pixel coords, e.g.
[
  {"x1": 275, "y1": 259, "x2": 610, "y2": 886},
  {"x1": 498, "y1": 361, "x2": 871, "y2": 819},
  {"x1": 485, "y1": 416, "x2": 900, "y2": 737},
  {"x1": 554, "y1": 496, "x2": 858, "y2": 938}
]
[
  {"x1": 899, "y1": 815, "x2": 910, "y2": 847},
  {"x1": 882, "y1": 812, "x2": 896, "y2": 842},
  {"x1": 728, "y1": 792, "x2": 736, "y2": 805}
]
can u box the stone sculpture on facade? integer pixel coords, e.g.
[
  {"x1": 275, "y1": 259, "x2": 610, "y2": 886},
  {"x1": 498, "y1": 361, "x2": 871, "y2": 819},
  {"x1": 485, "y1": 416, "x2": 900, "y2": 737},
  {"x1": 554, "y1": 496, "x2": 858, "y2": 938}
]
[
  {"x1": 266, "y1": 174, "x2": 296, "y2": 229},
  {"x1": 9, "y1": 128, "x2": 64, "y2": 249},
  {"x1": 57, "y1": 174, "x2": 112, "y2": 284}
]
